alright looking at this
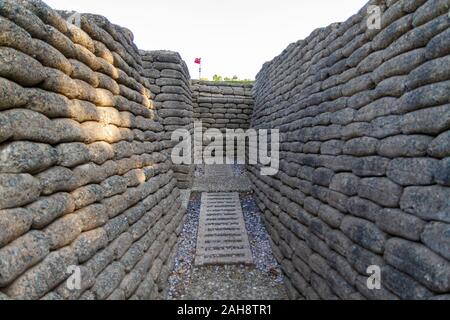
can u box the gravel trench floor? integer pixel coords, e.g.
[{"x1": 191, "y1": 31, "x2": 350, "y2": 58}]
[{"x1": 166, "y1": 165, "x2": 288, "y2": 300}]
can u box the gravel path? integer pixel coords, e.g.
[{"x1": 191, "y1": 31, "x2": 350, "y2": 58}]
[
  {"x1": 192, "y1": 164, "x2": 252, "y2": 192},
  {"x1": 194, "y1": 163, "x2": 246, "y2": 177},
  {"x1": 231, "y1": 163, "x2": 246, "y2": 176},
  {"x1": 167, "y1": 192, "x2": 201, "y2": 299},
  {"x1": 240, "y1": 193, "x2": 284, "y2": 284},
  {"x1": 183, "y1": 265, "x2": 287, "y2": 300},
  {"x1": 166, "y1": 165, "x2": 288, "y2": 300}
]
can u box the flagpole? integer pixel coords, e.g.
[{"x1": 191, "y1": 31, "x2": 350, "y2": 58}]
[{"x1": 195, "y1": 58, "x2": 202, "y2": 79}]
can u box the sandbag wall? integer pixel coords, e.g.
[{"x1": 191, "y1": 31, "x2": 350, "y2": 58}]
[
  {"x1": 249, "y1": 0, "x2": 450, "y2": 300},
  {"x1": 140, "y1": 50, "x2": 194, "y2": 189},
  {"x1": 0, "y1": 0, "x2": 185, "y2": 300},
  {"x1": 191, "y1": 80, "x2": 254, "y2": 159}
]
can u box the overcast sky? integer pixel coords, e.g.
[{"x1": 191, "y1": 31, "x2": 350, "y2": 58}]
[{"x1": 45, "y1": 0, "x2": 368, "y2": 80}]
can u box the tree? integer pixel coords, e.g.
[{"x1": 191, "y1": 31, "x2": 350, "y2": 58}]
[{"x1": 212, "y1": 74, "x2": 223, "y2": 81}]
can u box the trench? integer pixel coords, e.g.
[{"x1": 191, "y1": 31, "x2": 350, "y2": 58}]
[{"x1": 0, "y1": 0, "x2": 449, "y2": 301}]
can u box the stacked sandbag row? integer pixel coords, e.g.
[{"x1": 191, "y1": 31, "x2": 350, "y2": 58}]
[
  {"x1": 249, "y1": 0, "x2": 450, "y2": 300},
  {"x1": 191, "y1": 80, "x2": 254, "y2": 160},
  {"x1": 140, "y1": 50, "x2": 194, "y2": 189},
  {"x1": 192, "y1": 80, "x2": 253, "y2": 131},
  {"x1": 0, "y1": 0, "x2": 185, "y2": 300}
]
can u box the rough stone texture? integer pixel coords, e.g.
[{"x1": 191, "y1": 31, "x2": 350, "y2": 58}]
[
  {"x1": 195, "y1": 192, "x2": 253, "y2": 266},
  {"x1": 192, "y1": 164, "x2": 253, "y2": 192},
  {"x1": 191, "y1": 80, "x2": 254, "y2": 164},
  {"x1": 421, "y1": 222, "x2": 450, "y2": 260},
  {"x1": 139, "y1": 50, "x2": 194, "y2": 189},
  {"x1": 0, "y1": 0, "x2": 186, "y2": 300},
  {"x1": 247, "y1": 0, "x2": 450, "y2": 300}
]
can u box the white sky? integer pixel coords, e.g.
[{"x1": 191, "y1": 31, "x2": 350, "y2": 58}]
[{"x1": 45, "y1": 0, "x2": 368, "y2": 80}]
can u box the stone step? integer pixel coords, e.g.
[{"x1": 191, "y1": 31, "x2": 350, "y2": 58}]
[{"x1": 195, "y1": 192, "x2": 253, "y2": 266}]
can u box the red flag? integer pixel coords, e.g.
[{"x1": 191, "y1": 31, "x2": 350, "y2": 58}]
[{"x1": 194, "y1": 58, "x2": 201, "y2": 64}]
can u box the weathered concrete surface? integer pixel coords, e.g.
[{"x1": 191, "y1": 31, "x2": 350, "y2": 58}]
[
  {"x1": 195, "y1": 192, "x2": 253, "y2": 266},
  {"x1": 192, "y1": 164, "x2": 253, "y2": 192}
]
